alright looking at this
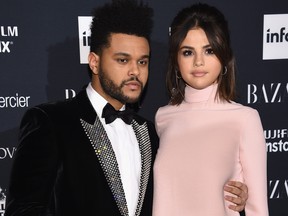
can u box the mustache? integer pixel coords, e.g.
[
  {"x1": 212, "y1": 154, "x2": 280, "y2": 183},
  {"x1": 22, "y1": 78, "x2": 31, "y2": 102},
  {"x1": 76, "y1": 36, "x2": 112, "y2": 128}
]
[{"x1": 121, "y1": 76, "x2": 143, "y2": 87}]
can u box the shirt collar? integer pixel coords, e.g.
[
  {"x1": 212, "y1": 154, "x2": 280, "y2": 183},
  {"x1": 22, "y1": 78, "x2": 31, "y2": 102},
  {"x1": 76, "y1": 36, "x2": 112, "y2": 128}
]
[{"x1": 86, "y1": 83, "x2": 126, "y2": 117}]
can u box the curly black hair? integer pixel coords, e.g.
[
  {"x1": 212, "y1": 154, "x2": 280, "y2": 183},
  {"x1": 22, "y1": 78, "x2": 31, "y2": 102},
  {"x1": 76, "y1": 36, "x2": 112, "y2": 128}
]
[{"x1": 90, "y1": 0, "x2": 154, "y2": 54}]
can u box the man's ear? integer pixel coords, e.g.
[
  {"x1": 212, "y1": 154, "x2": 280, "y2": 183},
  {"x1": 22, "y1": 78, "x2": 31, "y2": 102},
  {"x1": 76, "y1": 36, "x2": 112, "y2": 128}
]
[{"x1": 88, "y1": 52, "x2": 100, "y2": 75}]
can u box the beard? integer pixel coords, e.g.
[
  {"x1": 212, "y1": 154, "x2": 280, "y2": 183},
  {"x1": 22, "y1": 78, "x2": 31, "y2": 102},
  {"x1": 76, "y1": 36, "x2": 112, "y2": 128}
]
[{"x1": 98, "y1": 66, "x2": 144, "y2": 104}]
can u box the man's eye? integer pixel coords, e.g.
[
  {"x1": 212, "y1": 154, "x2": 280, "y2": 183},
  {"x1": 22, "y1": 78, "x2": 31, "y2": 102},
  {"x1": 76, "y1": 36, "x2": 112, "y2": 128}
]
[
  {"x1": 138, "y1": 59, "x2": 148, "y2": 65},
  {"x1": 117, "y1": 58, "x2": 128, "y2": 63}
]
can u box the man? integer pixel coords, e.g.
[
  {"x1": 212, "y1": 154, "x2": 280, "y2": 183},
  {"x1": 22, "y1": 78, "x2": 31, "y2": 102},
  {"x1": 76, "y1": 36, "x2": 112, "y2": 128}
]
[{"x1": 5, "y1": 0, "x2": 247, "y2": 215}]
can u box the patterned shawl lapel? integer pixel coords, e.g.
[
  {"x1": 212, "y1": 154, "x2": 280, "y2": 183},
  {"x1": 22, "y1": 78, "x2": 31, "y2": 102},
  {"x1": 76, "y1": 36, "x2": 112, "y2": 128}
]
[
  {"x1": 131, "y1": 119, "x2": 152, "y2": 216},
  {"x1": 80, "y1": 116, "x2": 152, "y2": 216}
]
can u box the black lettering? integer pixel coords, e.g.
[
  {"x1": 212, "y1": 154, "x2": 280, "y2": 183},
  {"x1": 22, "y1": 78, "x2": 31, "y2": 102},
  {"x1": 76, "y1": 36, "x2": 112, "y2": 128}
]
[{"x1": 266, "y1": 27, "x2": 288, "y2": 43}]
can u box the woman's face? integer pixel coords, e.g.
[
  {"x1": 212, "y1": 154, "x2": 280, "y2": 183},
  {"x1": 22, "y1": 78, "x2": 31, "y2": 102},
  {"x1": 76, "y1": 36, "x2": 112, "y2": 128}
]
[{"x1": 177, "y1": 28, "x2": 222, "y2": 90}]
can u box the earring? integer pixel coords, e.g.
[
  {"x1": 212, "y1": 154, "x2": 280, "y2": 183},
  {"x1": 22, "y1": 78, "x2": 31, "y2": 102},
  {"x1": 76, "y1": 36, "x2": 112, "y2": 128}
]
[
  {"x1": 222, "y1": 66, "x2": 227, "y2": 75},
  {"x1": 172, "y1": 70, "x2": 181, "y2": 99},
  {"x1": 175, "y1": 70, "x2": 182, "y2": 90},
  {"x1": 171, "y1": 87, "x2": 178, "y2": 98},
  {"x1": 175, "y1": 70, "x2": 182, "y2": 79},
  {"x1": 171, "y1": 70, "x2": 185, "y2": 101}
]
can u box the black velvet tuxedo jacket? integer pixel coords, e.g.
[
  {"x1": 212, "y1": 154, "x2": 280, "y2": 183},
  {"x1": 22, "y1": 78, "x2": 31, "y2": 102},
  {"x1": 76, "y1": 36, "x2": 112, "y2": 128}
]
[{"x1": 5, "y1": 90, "x2": 159, "y2": 216}]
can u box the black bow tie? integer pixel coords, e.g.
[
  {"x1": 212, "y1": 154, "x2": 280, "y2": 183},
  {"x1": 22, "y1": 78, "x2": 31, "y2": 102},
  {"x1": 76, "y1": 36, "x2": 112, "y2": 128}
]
[{"x1": 102, "y1": 103, "x2": 134, "y2": 125}]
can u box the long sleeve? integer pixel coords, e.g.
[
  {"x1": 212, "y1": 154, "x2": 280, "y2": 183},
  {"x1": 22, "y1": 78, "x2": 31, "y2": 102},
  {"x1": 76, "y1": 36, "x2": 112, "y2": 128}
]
[
  {"x1": 240, "y1": 109, "x2": 269, "y2": 216},
  {"x1": 5, "y1": 107, "x2": 60, "y2": 216}
]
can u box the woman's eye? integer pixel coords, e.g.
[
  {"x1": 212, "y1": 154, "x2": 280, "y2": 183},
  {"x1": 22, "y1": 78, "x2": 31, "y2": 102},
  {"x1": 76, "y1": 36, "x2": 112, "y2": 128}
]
[
  {"x1": 205, "y1": 48, "x2": 214, "y2": 55},
  {"x1": 182, "y1": 50, "x2": 193, "y2": 56}
]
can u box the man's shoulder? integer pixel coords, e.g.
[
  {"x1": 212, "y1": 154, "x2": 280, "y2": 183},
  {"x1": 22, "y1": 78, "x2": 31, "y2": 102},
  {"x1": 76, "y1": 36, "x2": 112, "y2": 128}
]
[{"x1": 25, "y1": 90, "x2": 87, "y2": 120}]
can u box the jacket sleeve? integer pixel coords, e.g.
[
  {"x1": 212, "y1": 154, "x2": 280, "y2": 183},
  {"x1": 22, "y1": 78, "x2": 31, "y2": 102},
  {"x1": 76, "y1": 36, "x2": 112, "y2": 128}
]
[
  {"x1": 240, "y1": 109, "x2": 269, "y2": 216},
  {"x1": 5, "y1": 106, "x2": 60, "y2": 216}
]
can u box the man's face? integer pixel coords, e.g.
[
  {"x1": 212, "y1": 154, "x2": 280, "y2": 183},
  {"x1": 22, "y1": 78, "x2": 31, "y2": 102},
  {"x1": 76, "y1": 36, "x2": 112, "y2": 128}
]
[{"x1": 89, "y1": 33, "x2": 150, "y2": 107}]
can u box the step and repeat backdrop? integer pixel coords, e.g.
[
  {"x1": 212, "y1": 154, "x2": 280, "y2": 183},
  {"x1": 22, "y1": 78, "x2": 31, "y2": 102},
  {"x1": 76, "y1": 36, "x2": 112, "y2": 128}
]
[{"x1": 0, "y1": 0, "x2": 287, "y2": 215}]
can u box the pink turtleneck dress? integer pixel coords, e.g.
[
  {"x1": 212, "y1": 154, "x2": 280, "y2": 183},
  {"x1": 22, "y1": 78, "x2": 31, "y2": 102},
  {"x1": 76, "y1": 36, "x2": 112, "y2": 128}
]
[{"x1": 153, "y1": 84, "x2": 269, "y2": 216}]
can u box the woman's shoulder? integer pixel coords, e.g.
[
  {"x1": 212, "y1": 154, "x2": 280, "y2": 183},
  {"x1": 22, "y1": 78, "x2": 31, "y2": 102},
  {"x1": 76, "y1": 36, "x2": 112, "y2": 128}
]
[
  {"x1": 227, "y1": 101, "x2": 261, "y2": 122},
  {"x1": 155, "y1": 103, "x2": 180, "y2": 118},
  {"x1": 230, "y1": 101, "x2": 258, "y2": 112}
]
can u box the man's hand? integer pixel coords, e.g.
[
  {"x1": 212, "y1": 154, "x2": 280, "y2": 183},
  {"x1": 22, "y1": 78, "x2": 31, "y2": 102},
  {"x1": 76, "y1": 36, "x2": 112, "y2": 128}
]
[{"x1": 224, "y1": 181, "x2": 248, "y2": 212}]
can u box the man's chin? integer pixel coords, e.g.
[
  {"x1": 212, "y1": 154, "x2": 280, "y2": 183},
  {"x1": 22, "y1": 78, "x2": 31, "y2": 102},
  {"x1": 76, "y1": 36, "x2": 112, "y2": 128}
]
[
  {"x1": 125, "y1": 97, "x2": 140, "y2": 104},
  {"x1": 124, "y1": 94, "x2": 141, "y2": 104}
]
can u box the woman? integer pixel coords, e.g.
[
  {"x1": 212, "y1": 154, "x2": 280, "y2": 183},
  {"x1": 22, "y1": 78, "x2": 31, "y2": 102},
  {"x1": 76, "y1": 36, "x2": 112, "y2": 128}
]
[{"x1": 153, "y1": 3, "x2": 269, "y2": 216}]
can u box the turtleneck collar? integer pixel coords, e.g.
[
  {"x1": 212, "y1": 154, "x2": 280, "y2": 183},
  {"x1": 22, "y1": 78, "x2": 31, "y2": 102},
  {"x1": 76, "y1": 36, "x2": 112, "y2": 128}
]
[{"x1": 184, "y1": 83, "x2": 218, "y2": 103}]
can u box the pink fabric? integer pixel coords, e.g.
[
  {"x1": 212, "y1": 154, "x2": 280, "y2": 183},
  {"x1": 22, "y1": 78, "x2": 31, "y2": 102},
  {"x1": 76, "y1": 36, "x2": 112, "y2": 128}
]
[{"x1": 153, "y1": 84, "x2": 269, "y2": 216}]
